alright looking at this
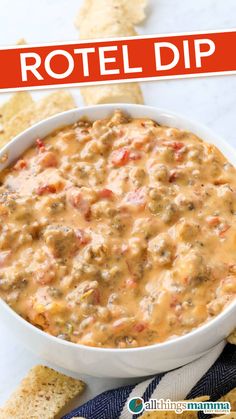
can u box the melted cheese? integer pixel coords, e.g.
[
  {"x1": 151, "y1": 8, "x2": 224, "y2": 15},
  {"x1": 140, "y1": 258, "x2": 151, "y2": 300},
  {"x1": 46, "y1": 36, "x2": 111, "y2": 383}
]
[{"x1": 0, "y1": 110, "x2": 235, "y2": 348}]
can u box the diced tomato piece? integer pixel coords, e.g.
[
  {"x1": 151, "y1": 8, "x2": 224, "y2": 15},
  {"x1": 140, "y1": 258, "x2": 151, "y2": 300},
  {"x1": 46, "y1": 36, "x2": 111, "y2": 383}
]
[
  {"x1": 170, "y1": 295, "x2": 180, "y2": 308},
  {"x1": 175, "y1": 152, "x2": 184, "y2": 162},
  {"x1": 133, "y1": 140, "x2": 144, "y2": 150},
  {"x1": 0, "y1": 250, "x2": 11, "y2": 267},
  {"x1": 67, "y1": 188, "x2": 91, "y2": 220},
  {"x1": 99, "y1": 189, "x2": 114, "y2": 199},
  {"x1": 36, "y1": 138, "x2": 46, "y2": 152},
  {"x1": 93, "y1": 289, "x2": 100, "y2": 305},
  {"x1": 76, "y1": 229, "x2": 90, "y2": 245},
  {"x1": 214, "y1": 179, "x2": 228, "y2": 186},
  {"x1": 75, "y1": 198, "x2": 90, "y2": 220},
  {"x1": 219, "y1": 224, "x2": 230, "y2": 237},
  {"x1": 14, "y1": 159, "x2": 27, "y2": 170},
  {"x1": 206, "y1": 216, "x2": 220, "y2": 227},
  {"x1": 69, "y1": 191, "x2": 79, "y2": 207},
  {"x1": 67, "y1": 188, "x2": 82, "y2": 208},
  {"x1": 169, "y1": 142, "x2": 184, "y2": 152},
  {"x1": 167, "y1": 142, "x2": 185, "y2": 162},
  {"x1": 36, "y1": 184, "x2": 57, "y2": 195},
  {"x1": 111, "y1": 148, "x2": 130, "y2": 167},
  {"x1": 38, "y1": 152, "x2": 57, "y2": 168},
  {"x1": 133, "y1": 322, "x2": 147, "y2": 333},
  {"x1": 68, "y1": 191, "x2": 80, "y2": 207},
  {"x1": 126, "y1": 188, "x2": 146, "y2": 206}
]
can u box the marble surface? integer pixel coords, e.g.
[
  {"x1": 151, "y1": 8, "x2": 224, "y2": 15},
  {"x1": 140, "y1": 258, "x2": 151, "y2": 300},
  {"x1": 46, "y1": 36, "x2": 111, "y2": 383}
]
[{"x1": 0, "y1": 0, "x2": 236, "y2": 412}]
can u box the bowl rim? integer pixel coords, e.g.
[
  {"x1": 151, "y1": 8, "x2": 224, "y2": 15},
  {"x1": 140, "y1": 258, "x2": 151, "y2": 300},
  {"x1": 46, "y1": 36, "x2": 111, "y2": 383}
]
[{"x1": 0, "y1": 102, "x2": 235, "y2": 353}]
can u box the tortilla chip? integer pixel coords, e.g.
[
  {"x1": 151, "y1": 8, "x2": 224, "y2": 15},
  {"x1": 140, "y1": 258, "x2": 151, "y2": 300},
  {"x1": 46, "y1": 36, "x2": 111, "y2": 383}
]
[
  {"x1": 75, "y1": 0, "x2": 145, "y2": 105},
  {"x1": 0, "y1": 365, "x2": 85, "y2": 419},
  {"x1": 0, "y1": 38, "x2": 31, "y2": 140},
  {"x1": 0, "y1": 90, "x2": 75, "y2": 147},
  {"x1": 76, "y1": 0, "x2": 147, "y2": 36},
  {"x1": 227, "y1": 329, "x2": 236, "y2": 345},
  {"x1": 0, "y1": 92, "x2": 33, "y2": 129},
  {"x1": 75, "y1": 0, "x2": 138, "y2": 38},
  {"x1": 218, "y1": 388, "x2": 236, "y2": 412},
  {"x1": 16, "y1": 38, "x2": 27, "y2": 45},
  {"x1": 121, "y1": 0, "x2": 148, "y2": 25},
  {"x1": 81, "y1": 83, "x2": 143, "y2": 105}
]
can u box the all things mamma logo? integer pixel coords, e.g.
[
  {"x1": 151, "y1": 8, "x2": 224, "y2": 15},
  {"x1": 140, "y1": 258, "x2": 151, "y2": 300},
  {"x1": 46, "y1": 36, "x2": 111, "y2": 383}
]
[
  {"x1": 127, "y1": 397, "x2": 231, "y2": 415},
  {"x1": 128, "y1": 397, "x2": 144, "y2": 414}
]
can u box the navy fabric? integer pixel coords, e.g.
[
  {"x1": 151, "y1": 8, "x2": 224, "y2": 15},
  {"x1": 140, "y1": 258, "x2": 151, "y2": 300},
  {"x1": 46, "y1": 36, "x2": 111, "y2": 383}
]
[
  {"x1": 141, "y1": 373, "x2": 165, "y2": 403},
  {"x1": 135, "y1": 373, "x2": 166, "y2": 419},
  {"x1": 62, "y1": 384, "x2": 135, "y2": 419},
  {"x1": 187, "y1": 344, "x2": 236, "y2": 419},
  {"x1": 63, "y1": 344, "x2": 236, "y2": 419}
]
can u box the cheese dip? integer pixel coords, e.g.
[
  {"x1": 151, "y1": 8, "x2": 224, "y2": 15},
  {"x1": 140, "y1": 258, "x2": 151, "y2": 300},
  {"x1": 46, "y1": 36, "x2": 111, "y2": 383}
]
[{"x1": 0, "y1": 110, "x2": 235, "y2": 348}]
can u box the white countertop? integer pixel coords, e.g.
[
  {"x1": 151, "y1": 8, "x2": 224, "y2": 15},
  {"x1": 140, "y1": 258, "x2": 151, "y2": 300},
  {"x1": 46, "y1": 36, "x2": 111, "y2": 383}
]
[{"x1": 0, "y1": 0, "x2": 236, "y2": 413}]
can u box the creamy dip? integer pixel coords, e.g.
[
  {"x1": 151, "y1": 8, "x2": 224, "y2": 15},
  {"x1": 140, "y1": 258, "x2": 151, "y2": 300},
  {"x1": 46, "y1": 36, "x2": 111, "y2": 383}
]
[{"x1": 0, "y1": 110, "x2": 235, "y2": 348}]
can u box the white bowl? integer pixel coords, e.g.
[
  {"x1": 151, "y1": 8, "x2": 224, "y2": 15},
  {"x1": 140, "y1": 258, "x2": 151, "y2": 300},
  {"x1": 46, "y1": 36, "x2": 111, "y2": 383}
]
[{"x1": 0, "y1": 104, "x2": 235, "y2": 378}]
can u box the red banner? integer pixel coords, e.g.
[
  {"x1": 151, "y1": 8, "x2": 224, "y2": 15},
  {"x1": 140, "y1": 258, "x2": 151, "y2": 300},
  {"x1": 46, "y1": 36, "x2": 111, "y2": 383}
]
[{"x1": 0, "y1": 29, "x2": 235, "y2": 92}]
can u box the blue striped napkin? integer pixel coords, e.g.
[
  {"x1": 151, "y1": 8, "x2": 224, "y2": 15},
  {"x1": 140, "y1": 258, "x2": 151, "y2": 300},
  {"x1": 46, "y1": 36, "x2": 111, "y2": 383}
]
[{"x1": 63, "y1": 342, "x2": 236, "y2": 419}]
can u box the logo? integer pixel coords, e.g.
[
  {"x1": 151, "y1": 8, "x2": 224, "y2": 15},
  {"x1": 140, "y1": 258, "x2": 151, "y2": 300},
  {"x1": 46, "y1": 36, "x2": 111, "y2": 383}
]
[
  {"x1": 128, "y1": 397, "x2": 144, "y2": 414},
  {"x1": 127, "y1": 397, "x2": 231, "y2": 415}
]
